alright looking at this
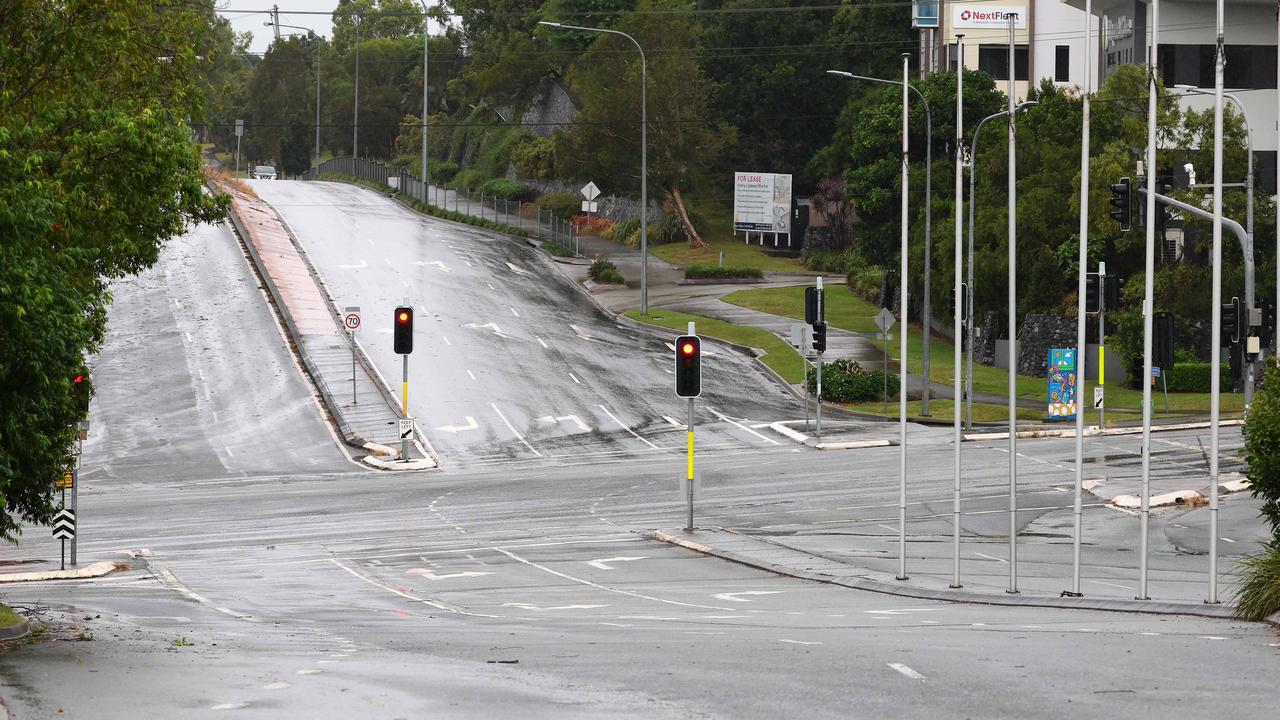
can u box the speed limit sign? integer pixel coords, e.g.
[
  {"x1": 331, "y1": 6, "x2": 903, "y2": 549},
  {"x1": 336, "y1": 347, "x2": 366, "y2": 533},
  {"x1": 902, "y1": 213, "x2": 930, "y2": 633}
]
[{"x1": 343, "y1": 306, "x2": 361, "y2": 332}]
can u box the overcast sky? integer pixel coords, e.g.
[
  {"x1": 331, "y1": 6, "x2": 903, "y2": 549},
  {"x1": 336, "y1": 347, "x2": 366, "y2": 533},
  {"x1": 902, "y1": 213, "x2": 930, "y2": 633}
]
[{"x1": 219, "y1": 1, "x2": 339, "y2": 54}]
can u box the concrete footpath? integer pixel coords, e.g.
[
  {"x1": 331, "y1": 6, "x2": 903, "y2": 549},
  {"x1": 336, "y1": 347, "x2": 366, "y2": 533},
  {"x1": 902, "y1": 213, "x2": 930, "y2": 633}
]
[{"x1": 217, "y1": 181, "x2": 435, "y2": 469}]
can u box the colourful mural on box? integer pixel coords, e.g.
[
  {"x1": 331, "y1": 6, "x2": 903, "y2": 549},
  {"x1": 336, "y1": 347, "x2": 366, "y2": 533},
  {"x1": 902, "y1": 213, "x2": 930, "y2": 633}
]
[{"x1": 1047, "y1": 348, "x2": 1077, "y2": 420}]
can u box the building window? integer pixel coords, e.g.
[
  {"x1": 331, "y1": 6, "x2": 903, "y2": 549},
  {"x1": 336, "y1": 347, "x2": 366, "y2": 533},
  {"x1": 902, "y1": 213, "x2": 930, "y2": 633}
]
[
  {"x1": 978, "y1": 45, "x2": 1028, "y2": 81},
  {"x1": 1159, "y1": 44, "x2": 1278, "y2": 90},
  {"x1": 1055, "y1": 46, "x2": 1070, "y2": 82}
]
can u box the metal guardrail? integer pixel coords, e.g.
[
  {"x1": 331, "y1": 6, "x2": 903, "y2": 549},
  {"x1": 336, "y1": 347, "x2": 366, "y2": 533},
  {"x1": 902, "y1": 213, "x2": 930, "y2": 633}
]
[{"x1": 303, "y1": 156, "x2": 581, "y2": 250}]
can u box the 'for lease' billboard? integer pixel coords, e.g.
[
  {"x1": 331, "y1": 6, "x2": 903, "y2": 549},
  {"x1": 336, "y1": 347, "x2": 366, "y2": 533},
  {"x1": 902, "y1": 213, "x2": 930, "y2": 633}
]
[{"x1": 733, "y1": 172, "x2": 792, "y2": 233}]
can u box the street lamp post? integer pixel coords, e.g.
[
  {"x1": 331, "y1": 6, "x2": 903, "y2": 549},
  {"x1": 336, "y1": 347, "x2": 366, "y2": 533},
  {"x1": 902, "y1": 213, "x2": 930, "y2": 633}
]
[
  {"x1": 965, "y1": 102, "x2": 1037, "y2": 430},
  {"x1": 353, "y1": 15, "x2": 360, "y2": 157},
  {"x1": 540, "y1": 21, "x2": 649, "y2": 314},
  {"x1": 826, "y1": 70, "x2": 933, "y2": 414},
  {"x1": 418, "y1": 1, "x2": 430, "y2": 202}
]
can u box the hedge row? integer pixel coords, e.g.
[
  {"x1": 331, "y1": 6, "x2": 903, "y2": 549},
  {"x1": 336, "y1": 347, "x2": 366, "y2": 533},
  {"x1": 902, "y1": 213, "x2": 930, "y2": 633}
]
[
  {"x1": 804, "y1": 358, "x2": 899, "y2": 403},
  {"x1": 684, "y1": 264, "x2": 764, "y2": 280},
  {"x1": 1162, "y1": 362, "x2": 1230, "y2": 393}
]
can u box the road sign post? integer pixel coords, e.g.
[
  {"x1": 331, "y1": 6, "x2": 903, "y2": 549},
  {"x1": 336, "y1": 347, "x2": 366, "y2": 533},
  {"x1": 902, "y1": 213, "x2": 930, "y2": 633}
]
[
  {"x1": 344, "y1": 306, "x2": 361, "y2": 405},
  {"x1": 394, "y1": 300, "x2": 413, "y2": 460},
  {"x1": 52, "y1": 507, "x2": 75, "y2": 570},
  {"x1": 875, "y1": 307, "x2": 897, "y2": 412},
  {"x1": 580, "y1": 182, "x2": 600, "y2": 258},
  {"x1": 234, "y1": 119, "x2": 244, "y2": 177},
  {"x1": 814, "y1": 278, "x2": 825, "y2": 440}
]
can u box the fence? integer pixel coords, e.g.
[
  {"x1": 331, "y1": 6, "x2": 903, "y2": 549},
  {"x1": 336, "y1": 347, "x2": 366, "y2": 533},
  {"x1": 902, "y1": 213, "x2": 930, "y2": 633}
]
[{"x1": 303, "y1": 157, "x2": 581, "y2": 252}]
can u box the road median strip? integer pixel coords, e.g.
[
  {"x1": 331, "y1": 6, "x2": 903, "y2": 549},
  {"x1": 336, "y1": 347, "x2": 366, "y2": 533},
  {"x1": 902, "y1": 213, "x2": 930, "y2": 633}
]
[{"x1": 0, "y1": 561, "x2": 119, "y2": 584}]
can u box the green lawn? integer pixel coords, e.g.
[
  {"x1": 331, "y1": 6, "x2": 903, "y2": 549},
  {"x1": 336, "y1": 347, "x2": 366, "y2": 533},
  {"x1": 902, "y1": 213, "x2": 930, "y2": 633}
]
[
  {"x1": 722, "y1": 283, "x2": 1245, "y2": 421},
  {"x1": 650, "y1": 237, "x2": 814, "y2": 274},
  {"x1": 624, "y1": 308, "x2": 804, "y2": 384},
  {"x1": 0, "y1": 603, "x2": 21, "y2": 629}
]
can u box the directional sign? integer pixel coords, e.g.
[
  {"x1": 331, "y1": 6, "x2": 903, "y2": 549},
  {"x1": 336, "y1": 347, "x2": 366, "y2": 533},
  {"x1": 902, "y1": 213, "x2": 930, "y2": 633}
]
[
  {"x1": 1094, "y1": 386, "x2": 1105, "y2": 409},
  {"x1": 398, "y1": 418, "x2": 414, "y2": 440},
  {"x1": 52, "y1": 509, "x2": 75, "y2": 540},
  {"x1": 343, "y1": 306, "x2": 361, "y2": 332},
  {"x1": 580, "y1": 200, "x2": 599, "y2": 213},
  {"x1": 875, "y1": 308, "x2": 897, "y2": 333},
  {"x1": 580, "y1": 181, "x2": 601, "y2": 201},
  {"x1": 56, "y1": 472, "x2": 74, "y2": 490}
]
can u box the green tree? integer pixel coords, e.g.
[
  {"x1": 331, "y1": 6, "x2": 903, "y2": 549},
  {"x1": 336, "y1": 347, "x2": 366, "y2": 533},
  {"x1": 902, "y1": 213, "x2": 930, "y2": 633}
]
[{"x1": 0, "y1": 0, "x2": 224, "y2": 541}]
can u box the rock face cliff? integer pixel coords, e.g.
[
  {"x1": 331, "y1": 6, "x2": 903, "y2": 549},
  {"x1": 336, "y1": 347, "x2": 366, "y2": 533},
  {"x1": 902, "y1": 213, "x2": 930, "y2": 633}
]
[{"x1": 519, "y1": 77, "x2": 578, "y2": 139}]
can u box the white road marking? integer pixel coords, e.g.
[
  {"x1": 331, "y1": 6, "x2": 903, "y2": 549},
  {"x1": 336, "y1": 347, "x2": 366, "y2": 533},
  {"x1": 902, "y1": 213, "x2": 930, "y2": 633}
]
[
  {"x1": 486, "y1": 282, "x2": 496, "y2": 290},
  {"x1": 172, "y1": 298, "x2": 182, "y2": 309},
  {"x1": 210, "y1": 703, "x2": 250, "y2": 711},
  {"x1": 462, "y1": 321, "x2": 509, "y2": 338},
  {"x1": 491, "y1": 547, "x2": 735, "y2": 611},
  {"x1": 537, "y1": 336, "x2": 548, "y2": 348},
  {"x1": 490, "y1": 403, "x2": 541, "y2": 456},
  {"x1": 569, "y1": 373, "x2": 581, "y2": 384},
  {"x1": 296, "y1": 669, "x2": 322, "y2": 675},
  {"x1": 464, "y1": 260, "x2": 473, "y2": 267},
  {"x1": 778, "y1": 639, "x2": 822, "y2": 645},
  {"x1": 863, "y1": 608, "x2": 937, "y2": 615},
  {"x1": 506, "y1": 262, "x2": 528, "y2": 275},
  {"x1": 887, "y1": 663, "x2": 926, "y2": 681},
  {"x1": 376, "y1": 328, "x2": 392, "y2": 334},
  {"x1": 467, "y1": 370, "x2": 476, "y2": 380},
  {"x1": 1220, "y1": 537, "x2": 1236, "y2": 543},
  {"x1": 263, "y1": 682, "x2": 290, "y2": 690},
  {"x1": 708, "y1": 408, "x2": 781, "y2": 445},
  {"x1": 1140, "y1": 632, "x2": 1161, "y2": 636},
  {"x1": 436, "y1": 417, "x2": 479, "y2": 433},
  {"x1": 570, "y1": 324, "x2": 595, "y2": 342},
  {"x1": 1086, "y1": 579, "x2": 1133, "y2": 590},
  {"x1": 1198, "y1": 636, "x2": 1229, "y2": 641},
  {"x1": 510, "y1": 307, "x2": 520, "y2": 318},
  {"x1": 406, "y1": 568, "x2": 493, "y2": 580},
  {"x1": 537, "y1": 414, "x2": 592, "y2": 432},
  {"x1": 598, "y1": 404, "x2": 660, "y2": 449},
  {"x1": 224, "y1": 446, "x2": 235, "y2": 458},
  {"x1": 328, "y1": 559, "x2": 499, "y2": 618},
  {"x1": 502, "y1": 603, "x2": 608, "y2": 611},
  {"x1": 878, "y1": 524, "x2": 900, "y2": 533},
  {"x1": 156, "y1": 568, "x2": 257, "y2": 623},
  {"x1": 585, "y1": 557, "x2": 647, "y2": 570},
  {"x1": 713, "y1": 591, "x2": 783, "y2": 603},
  {"x1": 600, "y1": 622, "x2": 633, "y2": 627},
  {"x1": 337, "y1": 260, "x2": 368, "y2": 269},
  {"x1": 442, "y1": 335, "x2": 452, "y2": 346},
  {"x1": 974, "y1": 552, "x2": 1009, "y2": 564},
  {"x1": 662, "y1": 415, "x2": 686, "y2": 429}
]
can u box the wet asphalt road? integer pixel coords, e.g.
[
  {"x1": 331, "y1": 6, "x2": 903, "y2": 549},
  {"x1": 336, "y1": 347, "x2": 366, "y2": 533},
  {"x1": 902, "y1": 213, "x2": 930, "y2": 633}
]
[{"x1": 2, "y1": 182, "x2": 1277, "y2": 718}]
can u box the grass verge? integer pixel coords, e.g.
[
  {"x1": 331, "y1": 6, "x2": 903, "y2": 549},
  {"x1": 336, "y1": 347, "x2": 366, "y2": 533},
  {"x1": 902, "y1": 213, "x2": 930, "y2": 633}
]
[
  {"x1": 651, "y1": 237, "x2": 813, "y2": 274},
  {"x1": 0, "y1": 603, "x2": 22, "y2": 628},
  {"x1": 624, "y1": 308, "x2": 804, "y2": 384}
]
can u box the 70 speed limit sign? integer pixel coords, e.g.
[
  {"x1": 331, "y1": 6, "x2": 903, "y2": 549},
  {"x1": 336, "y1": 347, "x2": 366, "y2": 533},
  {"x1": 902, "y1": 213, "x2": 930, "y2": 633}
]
[{"x1": 343, "y1": 306, "x2": 362, "y2": 332}]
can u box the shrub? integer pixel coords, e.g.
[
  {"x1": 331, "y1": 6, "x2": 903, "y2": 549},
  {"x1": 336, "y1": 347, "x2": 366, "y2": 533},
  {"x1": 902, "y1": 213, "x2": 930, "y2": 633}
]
[
  {"x1": 1235, "y1": 539, "x2": 1280, "y2": 620},
  {"x1": 480, "y1": 178, "x2": 537, "y2": 202},
  {"x1": 804, "y1": 358, "x2": 899, "y2": 403},
  {"x1": 606, "y1": 216, "x2": 640, "y2": 243},
  {"x1": 684, "y1": 264, "x2": 764, "y2": 280},
  {"x1": 1244, "y1": 361, "x2": 1280, "y2": 534},
  {"x1": 513, "y1": 135, "x2": 555, "y2": 179},
  {"x1": 571, "y1": 214, "x2": 614, "y2": 236},
  {"x1": 847, "y1": 265, "x2": 885, "y2": 304},
  {"x1": 587, "y1": 257, "x2": 623, "y2": 284},
  {"x1": 537, "y1": 192, "x2": 582, "y2": 220},
  {"x1": 429, "y1": 159, "x2": 459, "y2": 184},
  {"x1": 649, "y1": 211, "x2": 687, "y2": 245},
  {"x1": 804, "y1": 247, "x2": 863, "y2": 274},
  {"x1": 1163, "y1": 362, "x2": 1230, "y2": 393},
  {"x1": 452, "y1": 168, "x2": 487, "y2": 191},
  {"x1": 542, "y1": 239, "x2": 573, "y2": 257}
]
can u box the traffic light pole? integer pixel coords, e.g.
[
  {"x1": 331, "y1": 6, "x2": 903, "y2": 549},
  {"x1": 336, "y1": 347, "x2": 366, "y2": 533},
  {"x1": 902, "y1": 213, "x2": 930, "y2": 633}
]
[
  {"x1": 685, "y1": 321, "x2": 696, "y2": 532},
  {"x1": 1098, "y1": 266, "x2": 1106, "y2": 429}
]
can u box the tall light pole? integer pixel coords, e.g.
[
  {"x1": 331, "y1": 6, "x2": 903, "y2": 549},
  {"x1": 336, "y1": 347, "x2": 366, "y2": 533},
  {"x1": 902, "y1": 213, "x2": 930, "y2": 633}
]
[
  {"x1": 1207, "y1": 0, "x2": 1224, "y2": 605},
  {"x1": 1138, "y1": 0, "x2": 1161, "y2": 601},
  {"x1": 951, "y1": 34, "x2": 964, "y2": 590},
  {"x1": 353, "y1": 14, "x2": 360, "y2": 157},
  {"x1": 898, "y1": 53, "x2": 910, "y2": 582},
  {"x1": 1005, "y1": 12, "x2": 1019, "y2": 594},
  {"x1": 826, "y1": 70, "x2": 933, "y2": 414},
  {"x1": 965, "y1": 101, "x2": 1037, "y2": 430},
  {"x1": 1069, "y1": 0, "x2": 1093, "y2": 599},
  {"x1": 418, "y1": 1, "x2": 430, "y2": 193},
  {"x1": 540, "y1": 21, "x2": 649, "y2": 314},
  {"x1": 1177, "y1": 84, "x2": 1259, "y2": 396}
]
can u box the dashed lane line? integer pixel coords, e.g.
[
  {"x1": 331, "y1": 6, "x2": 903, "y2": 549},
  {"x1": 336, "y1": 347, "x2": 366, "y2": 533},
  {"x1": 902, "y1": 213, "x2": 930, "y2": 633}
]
[
  {"x1": 328, "y1": 558, "x2": 501, "y2": 618},
  {"x1": 887, "y1": 663, "x2": 926, "y2": 681}
]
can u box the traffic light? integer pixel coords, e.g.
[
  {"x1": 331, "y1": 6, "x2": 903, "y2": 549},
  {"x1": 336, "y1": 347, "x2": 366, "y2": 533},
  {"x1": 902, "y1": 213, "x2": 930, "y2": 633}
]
[
  {"x1": 72, "y1": 372, "x2": 90, "y2": 417},
  {"x1": 1260, "y1": 301, "x2": 1276, "y2": 350},
  {"x1": 674, "y1": 335, "x2": 701, "y2": 397},
  {"x1": 1153, "y1": 312, "x2": 1175, "y2": 371},
  {"x1": 1085, "y1": 273, "x2": 1100, "y2": 314},
  {"x1": 1221, "y1": 297, "x2": 1241, "y2": 346},
  {"x1": 1109, "y1": 177, "x2": 1131, "y2": 231},
  {"x1": 1154, "y1": 176, "x2": 1174, "y2": 233},
  {"x1": 393, "y1": 306, "x2": 414, "y2": 354},
  {"x1": 805, "y1": 286, "x2": 823, "y2": 325},
  {"x1": 1103, "y1": 275, "x2": 1122, "y2": 312},
  {"x1": 812, "y1": 321, "x2": 828, "y2": 354}
]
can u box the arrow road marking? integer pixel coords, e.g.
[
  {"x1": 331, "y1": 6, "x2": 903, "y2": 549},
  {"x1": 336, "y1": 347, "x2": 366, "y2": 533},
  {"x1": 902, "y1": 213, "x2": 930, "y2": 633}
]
[
  {"x1": 405, "y1": 568, "x2": 493, "y2": 580},
  {"x1": 501, "y1": 603, "x2": 608, "y2": 611},
  {"x1": 413, "y1": 260, "x2": 450, "y2": 272},
  {"x1": 436, "y1": 417, "x2": 478, "y2": 433},
  {"x1": 337, "y1": 260, "x2": 368, "y2": 269},
  {"x1": 571, "y1": 324, "x2": 595, "y2": 342},
  {"x1": 712, "y1": 591, "x2": 783, "y2": 602},
  {"x1": 708, "y1": 408, "x2": 781, "y2": 445},
  {"x1": 662, "y1": 415, "x2": 686, "y2": 429},
  {"x1": 537, "y1": 415, "x2": 592, "y2": 432},
  {"x1": 585, "y1": 557, "x2": 647, "y2": 570},
  {"x1": 463, "y1": 322, "x2": 509, "y2": 338},
  {"x1": 506, "y1": 262, "x2": 528, "y2": 275}
]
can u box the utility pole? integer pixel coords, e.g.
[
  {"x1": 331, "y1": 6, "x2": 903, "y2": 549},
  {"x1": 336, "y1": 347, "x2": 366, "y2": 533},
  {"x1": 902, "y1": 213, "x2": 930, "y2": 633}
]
[
  {"x1": 1005, "y1": 11, "x2": 1019, "y2": 594},
  {"x1": 897, "y1": 53, "x2": 910, "y2": 582},
  {"x1": 951, "y1": 34, "x2": 965, "y2": 590},
  {"x1": 272, "y1": 5, "x2": 280, "y2": 41}
]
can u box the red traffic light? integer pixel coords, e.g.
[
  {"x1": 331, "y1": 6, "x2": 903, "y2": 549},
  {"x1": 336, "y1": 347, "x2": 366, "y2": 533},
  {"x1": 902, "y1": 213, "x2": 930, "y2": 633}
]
[
  {"x1": 681, "y1": 342, "x2": 696, "y2": 356},
  {"x1": 397, "y1": 311, "x2": 410, "y2": 324},
  {"x1": 73, "y1": 374, "x2": 84, "y2": 384}
]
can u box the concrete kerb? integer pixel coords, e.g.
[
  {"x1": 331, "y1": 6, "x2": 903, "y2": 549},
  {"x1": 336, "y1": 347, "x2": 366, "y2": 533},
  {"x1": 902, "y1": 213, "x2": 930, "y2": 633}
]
[
  {"x1": 0, "y1": 618, "x2": 30, "y2": 642},
  {"x1": 963, "y1": 418, "x2": 1245, "y2": 443},
  {"x1": 0, "y1": 561, "x2": 119, "y2": 584},
  {"x1": 648, "y1": 530, "x2": 1253, "y2": 623}
]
